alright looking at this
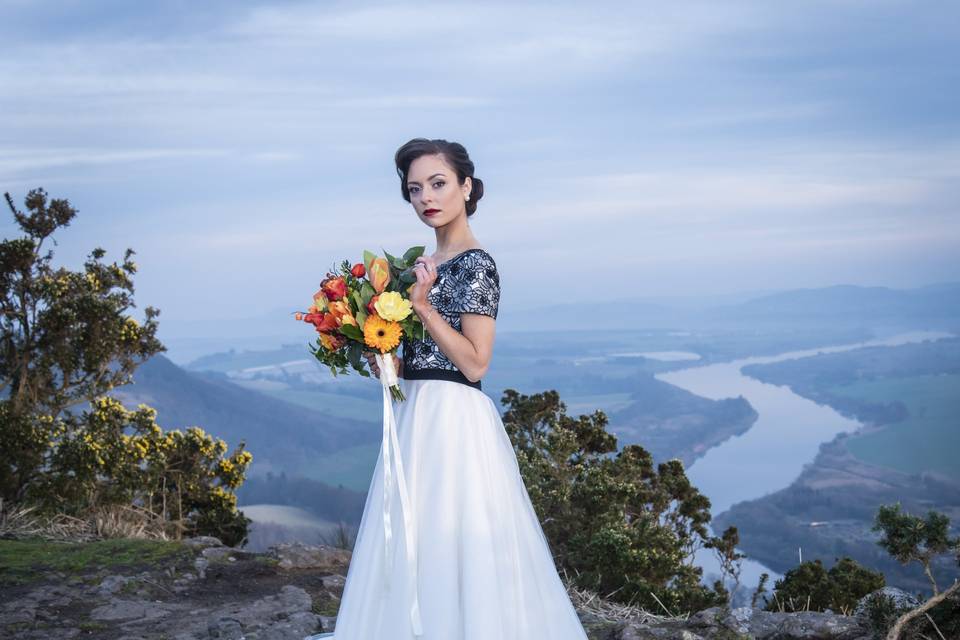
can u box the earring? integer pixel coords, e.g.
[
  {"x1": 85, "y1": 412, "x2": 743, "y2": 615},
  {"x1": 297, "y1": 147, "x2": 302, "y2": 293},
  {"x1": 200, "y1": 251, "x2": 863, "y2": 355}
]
[{"x1": 465, "y1": 194, "x2": 471, "y2": 201}]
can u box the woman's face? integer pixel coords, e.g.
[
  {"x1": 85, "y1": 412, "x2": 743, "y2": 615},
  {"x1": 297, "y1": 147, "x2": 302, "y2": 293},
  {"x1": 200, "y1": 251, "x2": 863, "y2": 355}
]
[{"x1": 405, "y1": 153, "x2": 471, "y2": 227}]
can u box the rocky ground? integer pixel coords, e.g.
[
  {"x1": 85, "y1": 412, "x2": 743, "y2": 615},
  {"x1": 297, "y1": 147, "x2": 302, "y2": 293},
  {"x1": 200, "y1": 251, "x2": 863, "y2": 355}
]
[{"x1": 0, "y1": 535, "x2": 885, "y2": 639}]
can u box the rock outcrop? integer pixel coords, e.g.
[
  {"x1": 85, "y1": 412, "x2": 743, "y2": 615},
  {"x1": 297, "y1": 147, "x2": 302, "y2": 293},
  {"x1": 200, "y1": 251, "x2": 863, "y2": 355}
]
[{"x1": 1, "y1": 537, "x2": 879, "y2": 639}]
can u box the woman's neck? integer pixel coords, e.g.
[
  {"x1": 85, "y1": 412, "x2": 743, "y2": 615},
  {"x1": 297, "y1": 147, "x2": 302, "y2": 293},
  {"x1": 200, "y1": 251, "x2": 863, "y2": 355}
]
[{"x1": 433, "y1": 219, "x2": 479, "y2": 258}]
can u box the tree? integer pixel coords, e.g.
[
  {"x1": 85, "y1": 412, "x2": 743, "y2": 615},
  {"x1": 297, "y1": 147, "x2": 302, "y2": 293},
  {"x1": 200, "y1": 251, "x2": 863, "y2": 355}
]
[
  {"x1": 500, "y1": 388, "x2": 741, "y2": 614},
  {"x1": 1, "y1": 189, "x2": 252, "y2": 545},
  {"x1": 872, "y1": 503, "x2": 960, "y2": 640},
  {"x1": 873, "y1": 503, "x2": 957, "y2": 596},
  {"x1": 1, "y1": 189, "x2": 162, "y2": 502}
]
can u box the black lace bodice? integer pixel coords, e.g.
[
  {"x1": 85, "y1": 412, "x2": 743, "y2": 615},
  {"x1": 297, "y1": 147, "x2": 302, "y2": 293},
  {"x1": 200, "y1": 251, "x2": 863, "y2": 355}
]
[{"x1": 401, "y1": 248, "x2": 500, "y2": 389}]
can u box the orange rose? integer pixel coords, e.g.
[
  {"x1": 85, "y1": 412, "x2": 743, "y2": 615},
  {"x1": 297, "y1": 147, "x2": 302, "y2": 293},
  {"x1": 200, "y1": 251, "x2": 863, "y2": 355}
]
[
  {"x1": 367, "y1": 257, "x2": 390, "y2": 294},
  {"x1": 312, "y1": 289, "x2": 329, "y2": 311},
  {"x1": 319, "y1": 332, "x2": 346, "y2": 351},
  {"x1": 327, "y1": 300, "x2": 357, "y2": 327},
  {"x1": 321, "y1": 276, "x2": 348, "y2": 301},
  {"x1": 304, "y1": 312, "x2": 339, "y2": 333}
]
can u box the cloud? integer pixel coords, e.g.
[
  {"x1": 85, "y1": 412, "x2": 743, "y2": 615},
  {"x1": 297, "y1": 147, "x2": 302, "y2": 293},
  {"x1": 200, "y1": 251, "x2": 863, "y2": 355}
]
[
  {"x1": 0, "y1": 148, "x2": 228, "y2": 174},
  {"x1": 1, "y1": 0, "x2": 956, "y2": 320},
  {"x1": 663, "y1": 102, "x2": 836, "y2": 129}
]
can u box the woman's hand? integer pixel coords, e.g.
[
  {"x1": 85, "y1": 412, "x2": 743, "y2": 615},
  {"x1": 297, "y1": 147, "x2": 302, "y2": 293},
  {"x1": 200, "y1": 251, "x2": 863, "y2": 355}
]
[
  {"x1": 408, "y1": 255, "x2": 438, "y2": 312},
  {"x1": 363, "y1": 350, "x2": 404, "y2": 379}
]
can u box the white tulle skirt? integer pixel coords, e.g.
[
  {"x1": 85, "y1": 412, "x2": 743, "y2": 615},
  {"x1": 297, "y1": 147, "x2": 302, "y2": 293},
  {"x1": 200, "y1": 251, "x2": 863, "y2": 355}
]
[{"x1": 311, "y1": 377, "x2": 588, "y2": 639}]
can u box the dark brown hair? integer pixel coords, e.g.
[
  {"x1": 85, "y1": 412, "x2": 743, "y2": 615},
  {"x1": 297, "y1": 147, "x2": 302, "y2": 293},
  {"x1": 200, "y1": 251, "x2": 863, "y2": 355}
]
[{"x1": 394, "y1": 138, "x2": 484, "y2": 217}]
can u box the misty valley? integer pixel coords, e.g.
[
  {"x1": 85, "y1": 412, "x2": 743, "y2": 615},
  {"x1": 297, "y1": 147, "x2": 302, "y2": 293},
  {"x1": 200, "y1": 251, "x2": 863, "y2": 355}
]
[{"x1": 109, "y1": 289, "x2": 960, "y2": 601}]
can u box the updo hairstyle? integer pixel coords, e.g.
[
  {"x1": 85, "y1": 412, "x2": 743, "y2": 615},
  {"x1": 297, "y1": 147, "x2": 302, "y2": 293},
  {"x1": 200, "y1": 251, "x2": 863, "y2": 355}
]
[{"x1": 394, "y1": 138, "x2": 484, "y2": 217}]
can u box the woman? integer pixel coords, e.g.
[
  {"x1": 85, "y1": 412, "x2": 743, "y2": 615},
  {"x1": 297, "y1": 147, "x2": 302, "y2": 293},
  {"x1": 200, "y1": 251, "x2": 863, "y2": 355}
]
[{"x1": 313, "y1": 138, "x2": 588, "y2": 639}]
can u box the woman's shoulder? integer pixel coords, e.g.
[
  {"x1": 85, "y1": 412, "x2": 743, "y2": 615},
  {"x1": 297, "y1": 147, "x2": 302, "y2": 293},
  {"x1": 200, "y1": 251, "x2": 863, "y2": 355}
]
[{"x1": 452, "y1": 247, "x2": 497, "y2": 268}]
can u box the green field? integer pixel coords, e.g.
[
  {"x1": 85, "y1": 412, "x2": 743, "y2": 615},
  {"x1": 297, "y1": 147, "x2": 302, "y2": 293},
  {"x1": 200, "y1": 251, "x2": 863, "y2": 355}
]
[
  {"x1": 303, "y1": 440, "x2": 381, "y2": 492},
  {"x1": 836, "y1": 373, "x2": 960, "y2": 481},
  {"x1": 262, "y1": 387, "x2": 381, "y2": 419}
]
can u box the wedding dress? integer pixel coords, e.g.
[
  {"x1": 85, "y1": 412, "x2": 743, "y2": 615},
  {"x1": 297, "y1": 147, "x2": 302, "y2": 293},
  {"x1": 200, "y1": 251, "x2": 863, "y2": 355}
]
[{"x1": 310, "y1": 248, "x2": 588, "y2": 639}]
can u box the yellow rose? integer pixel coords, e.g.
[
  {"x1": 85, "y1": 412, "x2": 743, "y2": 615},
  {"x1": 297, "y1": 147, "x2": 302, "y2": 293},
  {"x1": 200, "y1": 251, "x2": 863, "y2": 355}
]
[{"x1": 374, "y1": 291, "x2": 413, "y2": 322}]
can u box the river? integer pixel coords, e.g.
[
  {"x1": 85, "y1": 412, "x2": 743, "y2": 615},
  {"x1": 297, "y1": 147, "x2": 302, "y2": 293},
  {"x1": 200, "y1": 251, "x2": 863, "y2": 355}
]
[{"x1": 653, "y1": 329, "x2": 956, "y2": 595}]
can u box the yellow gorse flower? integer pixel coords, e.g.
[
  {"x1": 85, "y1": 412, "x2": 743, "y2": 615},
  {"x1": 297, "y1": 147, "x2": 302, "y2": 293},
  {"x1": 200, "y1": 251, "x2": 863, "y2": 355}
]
[{"x1": 374, "y1": 291, "x2": 413, "y2": 322}]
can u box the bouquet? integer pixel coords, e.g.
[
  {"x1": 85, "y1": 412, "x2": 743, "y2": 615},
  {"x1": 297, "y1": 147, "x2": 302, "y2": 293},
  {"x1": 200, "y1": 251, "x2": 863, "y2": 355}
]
[
  {"x1": 294, "y1": 245, "x2": 430, "y2": 402},
  {"x1": 297, "y1": 247, "x2": 429, "y2": 633}
]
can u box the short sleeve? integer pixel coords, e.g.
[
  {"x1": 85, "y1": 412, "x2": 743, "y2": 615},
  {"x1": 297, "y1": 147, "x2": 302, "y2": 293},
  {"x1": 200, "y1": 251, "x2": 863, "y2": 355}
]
[{"x1": 450, "y1": 251, "x2": 500, "y2": 319}]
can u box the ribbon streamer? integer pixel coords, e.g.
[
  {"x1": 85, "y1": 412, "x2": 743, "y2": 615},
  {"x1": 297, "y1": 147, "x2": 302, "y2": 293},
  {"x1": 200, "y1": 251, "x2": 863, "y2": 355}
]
[{"x1": 374, "y1": 352, "x2": 423, "y2": 637}]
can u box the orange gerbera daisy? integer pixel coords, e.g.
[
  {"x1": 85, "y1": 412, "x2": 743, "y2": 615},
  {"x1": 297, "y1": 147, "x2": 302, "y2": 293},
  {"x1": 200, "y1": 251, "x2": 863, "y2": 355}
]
[{"x1": 363, "y1": 314, "x2": 402, "y2": 352}]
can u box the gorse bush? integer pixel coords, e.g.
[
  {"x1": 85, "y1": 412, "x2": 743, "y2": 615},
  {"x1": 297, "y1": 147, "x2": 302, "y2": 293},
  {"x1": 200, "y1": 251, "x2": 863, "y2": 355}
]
[
  {"x1": 762, "y1": 557, "x2": 884, "y2": 614},
  {"x1": 1, "y1": 188, "x2": 251, "y2": 546},
  {"x1": 500, "y1": 388, "x2": 742, "y2": 615},
  {"x1": 29, "y1": 397, "x2": 253, "y2": 545}
]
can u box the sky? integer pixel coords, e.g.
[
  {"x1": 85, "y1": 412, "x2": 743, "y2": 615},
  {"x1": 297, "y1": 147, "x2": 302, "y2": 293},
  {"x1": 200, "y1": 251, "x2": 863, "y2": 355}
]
[{"x1": 2, "y1": 0, "x2": 958, "y2": 351}]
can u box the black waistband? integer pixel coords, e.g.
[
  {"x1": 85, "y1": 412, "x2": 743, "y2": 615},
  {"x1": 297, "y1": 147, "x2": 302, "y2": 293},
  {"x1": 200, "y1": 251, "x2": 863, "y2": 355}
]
[{"x1": 403, "y1": 367, "x2": 482, "y2": 390}]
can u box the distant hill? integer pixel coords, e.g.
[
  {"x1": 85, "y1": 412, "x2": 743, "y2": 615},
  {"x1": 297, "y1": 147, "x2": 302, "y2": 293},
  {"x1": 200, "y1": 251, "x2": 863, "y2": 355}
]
[
  {"x1": 506, "y1": 282, "x2": 960, "y2": 332},
  {"x1": 109, "y1": 354, "x2": 381, "y2": 481},
  {"x1": 157, "y1": 282, "x2": 960, "y2": 363},
  {"x1": 706, "y1": 282, "x2": 960, "y2": 325}
]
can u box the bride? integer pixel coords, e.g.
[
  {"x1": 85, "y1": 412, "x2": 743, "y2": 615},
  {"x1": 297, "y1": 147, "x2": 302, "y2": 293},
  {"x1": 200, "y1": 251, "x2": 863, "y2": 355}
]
[{"x1": 312, "y1": 138, "x2": 589, "y2": 639}]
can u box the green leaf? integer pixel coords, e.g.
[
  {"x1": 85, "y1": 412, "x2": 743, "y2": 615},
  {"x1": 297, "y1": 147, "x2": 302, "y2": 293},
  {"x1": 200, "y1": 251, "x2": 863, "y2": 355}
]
[
  {"x1": 347, "y1": 341, "x2": 367, "y2": 374},
  {"x1": 360, "y1": 281, "x2": 375, "y2": 303},
  {"x1": 403, "y1": 245, "x2": 426, "y2": 263},
  {"x1": 338, "y1": 323, "x2": 363, "y2": 341}
]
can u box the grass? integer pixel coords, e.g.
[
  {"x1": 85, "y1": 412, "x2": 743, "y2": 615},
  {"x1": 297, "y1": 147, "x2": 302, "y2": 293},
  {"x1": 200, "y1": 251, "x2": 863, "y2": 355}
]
[
  {"x1": 835, "y1": 373, "x2": 960, "y2": 481},
  {"x1": 0, "y1": 537, "x2": 193, "y2": 585}
]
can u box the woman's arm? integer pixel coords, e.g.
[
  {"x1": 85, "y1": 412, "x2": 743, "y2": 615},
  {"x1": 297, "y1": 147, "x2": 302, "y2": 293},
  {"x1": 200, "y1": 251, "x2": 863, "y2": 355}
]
[{"x1": 413, "y1": 301, "x2": 495, "y2": 383}]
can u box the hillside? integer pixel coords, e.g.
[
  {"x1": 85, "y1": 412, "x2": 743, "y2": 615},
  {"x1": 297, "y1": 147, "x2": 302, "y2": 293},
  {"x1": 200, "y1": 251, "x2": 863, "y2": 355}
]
[
  {"x1": 109, "y1": 355, "x2": 381, "y2": 483},
  {"x1": 741, "y1": 336, "x2": 960, "y2": 480},
  {"x1": 713, "y1": 432, "x2": 960, "y2": 595},
  {"x1": 605, "y1": 374, "x2": 759, "y2": 467},
  {"x1": 716, "y1": 337, "x2": 960, "y2": 593}
]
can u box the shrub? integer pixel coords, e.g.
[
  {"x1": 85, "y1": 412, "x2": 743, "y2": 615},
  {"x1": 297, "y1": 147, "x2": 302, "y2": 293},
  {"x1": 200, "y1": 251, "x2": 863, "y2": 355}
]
[
  {"x1": 764, "y1": 557, "x2": 884, "y2": 614},
  {"x1": 501, "y1": 388, "x2": 739, "y2": 614},
  {"x1": 1, "y1": 188, "x2": 251, "y2": 545}
]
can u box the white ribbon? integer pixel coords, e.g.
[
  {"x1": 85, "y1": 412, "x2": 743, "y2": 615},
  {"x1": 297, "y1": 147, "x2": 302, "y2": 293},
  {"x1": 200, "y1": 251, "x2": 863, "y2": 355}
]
[{"x1": 374, "y1": 352, "x2": 423, "y2": 637}]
